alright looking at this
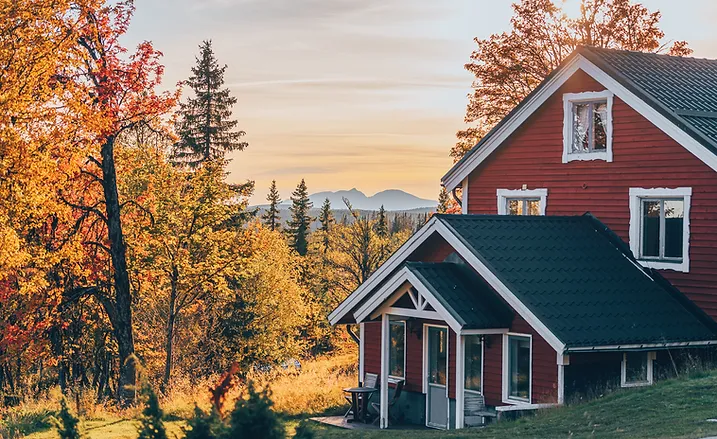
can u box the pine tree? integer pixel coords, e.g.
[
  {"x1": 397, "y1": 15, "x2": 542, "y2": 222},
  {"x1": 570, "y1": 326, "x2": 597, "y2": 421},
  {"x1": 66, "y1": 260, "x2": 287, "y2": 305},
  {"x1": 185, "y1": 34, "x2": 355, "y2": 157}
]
[
  {"x1": 375, "y1": 205, "x2": 388, "y2": 238},
  {"x1": 55, "y1": 399, "x2": 82, "y2": 439},
  {"x1": 287, "y1": 179, "x2": 313, "y2": 256},
  {"x1": 318, "y1": 198, "x2": 334, "y2": 253},
  {"x1": 262, "y1": 180, "x2": 282, "y2": 231},
  {"x1": 228, "y1": 381, "x2": 284, "y2": 439},
  {"x1": 173, "y1": 40, "x2": 247, "y2": 167},
  {"x1": 137, "y1": 385, "x2": 167, "y2": 439},
  {"x1": 437, "y1": 187, "x2": 450, "y2": 214}
]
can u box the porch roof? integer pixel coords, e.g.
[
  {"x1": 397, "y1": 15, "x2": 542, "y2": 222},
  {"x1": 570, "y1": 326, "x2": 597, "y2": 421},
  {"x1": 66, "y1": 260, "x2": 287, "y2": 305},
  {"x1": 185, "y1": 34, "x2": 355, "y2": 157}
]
[{"x1": 405, "y1": 262, "x2": 513, "y2": 330}]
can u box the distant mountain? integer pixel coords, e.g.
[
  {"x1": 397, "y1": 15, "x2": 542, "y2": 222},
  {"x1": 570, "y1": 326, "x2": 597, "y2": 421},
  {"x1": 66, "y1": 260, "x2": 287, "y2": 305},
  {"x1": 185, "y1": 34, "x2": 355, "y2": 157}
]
[{"x1": 283, "y1": 188, "x2": 436, "y2": 211}]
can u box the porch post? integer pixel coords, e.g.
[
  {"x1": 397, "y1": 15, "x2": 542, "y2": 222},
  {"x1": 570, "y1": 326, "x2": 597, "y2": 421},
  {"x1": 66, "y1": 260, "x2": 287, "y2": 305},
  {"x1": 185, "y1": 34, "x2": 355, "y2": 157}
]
[
  {"x1": 380, "y1": 313, "x2": 390, "y2": 429},
  {"x1": 359, "y1": 323, "x2": 365, "y2": 384},
  {"x1": 557, "y1": 353, "x2": 569, "y2": 405},
  {"x1": 455, "y1": 332, "x2": 464, "y2": 429}
]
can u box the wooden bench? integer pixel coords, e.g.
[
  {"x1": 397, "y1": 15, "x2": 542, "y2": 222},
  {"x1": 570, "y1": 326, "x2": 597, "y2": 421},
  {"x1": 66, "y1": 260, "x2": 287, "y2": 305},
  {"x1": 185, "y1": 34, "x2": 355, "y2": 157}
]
[{"x1": 495, "y1": 403, "x2": 558, "y2": 421}]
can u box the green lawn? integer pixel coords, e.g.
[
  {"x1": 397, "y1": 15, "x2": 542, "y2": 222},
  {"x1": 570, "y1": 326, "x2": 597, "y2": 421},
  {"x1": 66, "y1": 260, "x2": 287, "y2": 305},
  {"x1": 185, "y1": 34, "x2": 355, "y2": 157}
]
[
  {"x1": 19, "y1": 370, "x2": 717, "y2": 439},
  {"x1": 312, "y1": 371, "x2": 717, "y2": 439}
]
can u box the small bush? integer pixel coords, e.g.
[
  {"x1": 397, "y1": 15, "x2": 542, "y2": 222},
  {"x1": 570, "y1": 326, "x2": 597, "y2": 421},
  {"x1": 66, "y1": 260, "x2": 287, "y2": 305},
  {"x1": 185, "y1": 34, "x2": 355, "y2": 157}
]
[
  {"x1": 227, "y1": 381, "x2": 284, "y2": 439},
  {"x1": 55, "y1": 399, "x2": 82, "y2": 439},
  {"x1": 292, "y1": 420, "x2": 315, "y2": 439},
  {"x1": 183, "y1": 405, "x2": 225, "y2": 439},
  {"x1": 137, "y1": 385, "x2": 167, "y2": 439}
]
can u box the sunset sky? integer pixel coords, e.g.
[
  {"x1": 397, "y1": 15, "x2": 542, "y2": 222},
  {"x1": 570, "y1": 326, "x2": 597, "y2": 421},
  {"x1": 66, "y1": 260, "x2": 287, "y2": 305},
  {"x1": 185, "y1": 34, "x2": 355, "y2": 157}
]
[{"x1": 125, "y1": 0, "x2": 717, "y2": 202}]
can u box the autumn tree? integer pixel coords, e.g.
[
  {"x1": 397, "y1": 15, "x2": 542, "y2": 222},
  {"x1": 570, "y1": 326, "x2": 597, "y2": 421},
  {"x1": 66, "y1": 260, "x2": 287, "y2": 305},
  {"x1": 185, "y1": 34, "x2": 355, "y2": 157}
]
[
  {"x1": 262, "y1": 180, "x2": 282, "y2": 231},
  {"x1": 453, "y1": 0, "x2": 692, "y2": 160},
  {"x1": 287, "y1": 179, "x2": 313, "y2": 256},
  {"x1": 173, "y1": 40, "x2": 247, "y2": 167},
  {"x1": 65, "y1": 0, "x2": 177, "y2": 401},
  {"x1": 318, "y1": 198, "x2": 334, "y2": 253}
]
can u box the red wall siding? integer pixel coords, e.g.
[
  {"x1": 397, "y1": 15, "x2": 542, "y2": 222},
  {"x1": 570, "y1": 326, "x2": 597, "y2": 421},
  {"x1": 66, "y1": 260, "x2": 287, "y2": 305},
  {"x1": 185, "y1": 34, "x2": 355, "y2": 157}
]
[
  {"x1": 364, "y1": 322, "x2": 380, "y2": 376},
  {"x1": 482, "y1": 334, "x2": 503, "y2": 406},
  {"x1": 408, "y1": 233, "x2": 454, "y2": 263},
  {"x1": 449, "y1": 328, "x2": 457, "y2": 399},
  {"x1": 466, "y1": 69, "x2": 717, "y2": 319}
]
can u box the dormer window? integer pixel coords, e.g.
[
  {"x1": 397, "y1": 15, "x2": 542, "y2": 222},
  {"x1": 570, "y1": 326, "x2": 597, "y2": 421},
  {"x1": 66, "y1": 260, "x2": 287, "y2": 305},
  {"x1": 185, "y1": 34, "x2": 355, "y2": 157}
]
[{"x1": 562, "y1": 91, "x2": 613, "y2": 163}]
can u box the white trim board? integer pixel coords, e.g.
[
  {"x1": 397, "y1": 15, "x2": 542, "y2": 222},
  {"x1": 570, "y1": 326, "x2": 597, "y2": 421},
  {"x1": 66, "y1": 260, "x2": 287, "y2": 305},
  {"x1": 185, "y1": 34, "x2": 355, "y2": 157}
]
[{"x1": 441, "y1": 54, "x2": 717, "y2": 192}]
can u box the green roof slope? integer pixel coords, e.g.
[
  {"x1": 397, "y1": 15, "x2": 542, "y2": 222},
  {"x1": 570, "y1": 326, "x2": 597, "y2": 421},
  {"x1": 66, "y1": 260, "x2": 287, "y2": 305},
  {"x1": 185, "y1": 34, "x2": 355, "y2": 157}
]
[
  {"x1": 405, "y1": 262, "x2": 513, "y2": 330},
  {"x1": 436, "y1": 214, "x2": 717, "y2": 349}
]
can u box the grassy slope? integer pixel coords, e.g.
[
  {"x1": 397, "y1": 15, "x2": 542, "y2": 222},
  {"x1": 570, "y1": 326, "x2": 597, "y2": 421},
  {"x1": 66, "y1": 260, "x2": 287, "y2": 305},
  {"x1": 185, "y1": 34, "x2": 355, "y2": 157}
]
[{"x1": 312, "y1": 370, "x2": 717, "y2": 439}]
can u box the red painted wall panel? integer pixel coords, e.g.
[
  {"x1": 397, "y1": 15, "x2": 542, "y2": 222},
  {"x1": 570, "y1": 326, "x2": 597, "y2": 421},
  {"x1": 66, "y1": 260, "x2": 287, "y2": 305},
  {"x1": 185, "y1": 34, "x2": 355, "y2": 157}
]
[
  {"x1": 466, "y1": 69, "x2": 717, "y2": 319},
  {"x1": 482, "y1": 334, "x2": 503, "y2": 406}
]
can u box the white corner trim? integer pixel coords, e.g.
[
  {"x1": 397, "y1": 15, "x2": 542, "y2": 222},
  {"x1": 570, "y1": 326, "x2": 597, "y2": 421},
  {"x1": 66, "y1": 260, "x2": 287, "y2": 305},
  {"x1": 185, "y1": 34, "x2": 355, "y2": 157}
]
[
  {"x1": 461, "y1": 177, "x2": 469, "y2": 214},
  {"x1": 442, "y1": 54, "x2": 717, "y2": 192},
  {"x1": 496, "y1": 188, "x2": 548, "y2": 215},
  {"x1": 562, "y1": 90, "x2": 614, "y2": 163},
  {"x1": 620, "y1": 351, "x2": 655, "y2": 388},
  {"x1": 380, "y1": 314, "x2": 390, "y2": 429},
  {"x1": 502, "y1": 333, "x2": 533, "y2": 405},
  {"x1": 359, "y1": 322, "x2": 365, "y2": 381},
  {"x1": 455, "y1": 332, "x2": 465, "y2": 429},
  {"x1": 628, "y1": 187, "x2": 691, "y2": 273}
]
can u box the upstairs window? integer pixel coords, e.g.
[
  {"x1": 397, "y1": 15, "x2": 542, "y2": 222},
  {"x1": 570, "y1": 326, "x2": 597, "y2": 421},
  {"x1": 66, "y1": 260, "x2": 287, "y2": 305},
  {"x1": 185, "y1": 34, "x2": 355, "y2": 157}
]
[
  {"x1": 497, "y1": 189, "x2": 548, "y2": 216},
  {"x1": 562, "y1": 91, "x2": 613, "y2": 163},
  {"x1": 629, "y1": 188, "x2": 691, "y2": 273}
]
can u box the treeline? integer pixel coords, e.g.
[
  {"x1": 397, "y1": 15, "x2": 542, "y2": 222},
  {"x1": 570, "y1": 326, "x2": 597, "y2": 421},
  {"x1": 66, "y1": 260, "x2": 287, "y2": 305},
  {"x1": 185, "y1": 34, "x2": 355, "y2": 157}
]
[{"x1": 0, "y1": 1, "x2": 417, "y2": 404}]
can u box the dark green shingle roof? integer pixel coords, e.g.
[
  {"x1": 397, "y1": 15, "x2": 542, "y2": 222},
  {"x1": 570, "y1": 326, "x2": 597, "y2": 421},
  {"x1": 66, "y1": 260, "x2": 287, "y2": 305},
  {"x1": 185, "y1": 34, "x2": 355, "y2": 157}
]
[
  {"x1": 580, "y1": 46, "x2": 717, "y2": 155},
  {"x1": 405, "y1": 262, "x2": 513, "y2": 330},
  {"x1": 436, "y1": 214, "x2": 717, "y2": 349}
]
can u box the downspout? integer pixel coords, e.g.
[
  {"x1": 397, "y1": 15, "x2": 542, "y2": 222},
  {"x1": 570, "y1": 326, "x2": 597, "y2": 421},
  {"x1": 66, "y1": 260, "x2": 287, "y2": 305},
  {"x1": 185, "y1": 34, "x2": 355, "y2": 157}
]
[
  {"x1": 451, "y1": 185, "x2": 462, "y2": 209},
  {"x1": 346, "y1": 325, "x2": 360, "y2": 345}
]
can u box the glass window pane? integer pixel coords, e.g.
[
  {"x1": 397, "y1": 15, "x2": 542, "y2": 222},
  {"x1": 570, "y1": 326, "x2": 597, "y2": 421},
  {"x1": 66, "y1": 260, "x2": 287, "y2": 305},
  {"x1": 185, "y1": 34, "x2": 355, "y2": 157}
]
[
  {"x1": 464, "y1": 336, "x2": 482, "y2": 392},
  {"x1": 389, "y1": 322, "x2": 405, "y2": 378},
  {"x1": 526, "y1": 199, "x2": 540, "y2": 216},
  {"x1": 625, "y1": 352, "x2": 648, "y2": 384},
  {"x1": 507, "y1": 199, "x2": 522, "y2": 215},
  {"x1": 593, "y1": 103, "x2": 608, "y2": 151},
  {"x1": 428, "y1": 327, "x2": 447, "y2": 385},
  {"x1": 508, "y1": 336, "x2": 530, "y2": 400},
  {"x1": 572, "y1": 103, "x2": 590, "y2": 153},
  {"x1": 664, "y1": 200, "x2": 684, "y2": 259},
  {"x1": 641, "y1": 200, "x2": 661, "y2": 258}
]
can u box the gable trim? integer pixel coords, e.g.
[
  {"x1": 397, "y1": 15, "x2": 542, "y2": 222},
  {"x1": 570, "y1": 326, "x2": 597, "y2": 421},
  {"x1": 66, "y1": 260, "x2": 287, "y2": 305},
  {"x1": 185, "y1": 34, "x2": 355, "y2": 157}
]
[{"x1": 442, "y1": 54, "x2": 717, "y2": 192}]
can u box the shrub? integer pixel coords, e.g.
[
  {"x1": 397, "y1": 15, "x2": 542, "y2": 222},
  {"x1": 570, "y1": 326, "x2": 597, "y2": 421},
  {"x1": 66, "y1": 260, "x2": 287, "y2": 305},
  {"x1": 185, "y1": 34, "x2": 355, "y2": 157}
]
[
  {"x1": 227, "y1": 381, "x2": 284, "y2": 439},
  {"x1": 137, "y1": 385, "x2": 167, "y2": 439},
  {"x1": 55, "y1": 399, "x2": 82, "y2": 439},
  {"x1": 183, "y1": 405, "x2": 225, "y2": 439},
  {"x1": 292, "y1": 420, "x2": 315, "y2": 439}
]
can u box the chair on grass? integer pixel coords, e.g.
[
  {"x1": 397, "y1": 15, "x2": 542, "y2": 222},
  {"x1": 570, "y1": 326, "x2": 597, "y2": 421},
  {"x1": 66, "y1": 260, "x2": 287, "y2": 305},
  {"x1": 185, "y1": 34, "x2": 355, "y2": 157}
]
[
  {"x1": 371, "y1": 379, "x2": 405, "y2": 425},
  {"x1": 344, "y1": 372, "x2": 379, "y2": 418}
]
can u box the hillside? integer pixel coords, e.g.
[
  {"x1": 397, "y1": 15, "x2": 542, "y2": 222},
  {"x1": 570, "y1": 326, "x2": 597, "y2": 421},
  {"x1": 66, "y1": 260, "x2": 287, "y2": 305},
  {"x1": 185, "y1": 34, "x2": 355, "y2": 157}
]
[
  {"x1": 254, "y1": 188, "x2": 436, "y2": 212},
  {"x1": 311, "y1": 369, "x2": 717, "y2": 438}
]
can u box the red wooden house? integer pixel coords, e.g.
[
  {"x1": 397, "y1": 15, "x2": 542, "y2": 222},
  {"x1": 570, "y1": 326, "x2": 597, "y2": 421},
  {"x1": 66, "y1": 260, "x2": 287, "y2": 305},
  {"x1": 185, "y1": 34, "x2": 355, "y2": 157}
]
[{"x1": 329, "y1": 46, "x2": 717, "y2": 430}]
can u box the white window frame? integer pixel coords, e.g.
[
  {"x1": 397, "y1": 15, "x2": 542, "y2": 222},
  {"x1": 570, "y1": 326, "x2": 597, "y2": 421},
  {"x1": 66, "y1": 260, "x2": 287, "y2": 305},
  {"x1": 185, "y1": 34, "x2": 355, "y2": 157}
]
[
  {"x1": 628, "y1": 187, "x2": 691, "y2": 273},
  {"x1": 497, "y1": 188, "x2": 548, "y2": 216},
  {"x1": 388, "y1": 320, "x2": 407, "y2": 380},
  {"x1": 620, "y1": 351, "x2": 655, "y2": 388},
  {"x1": 562, "y1": 91, "x2": 614, "y2": 163},
  {"x1": 502, "y1": 333, "x2": 532, "y2": 404},
  {"x1": 463, "y1": 335, "x2": 484, "y2": 396}
]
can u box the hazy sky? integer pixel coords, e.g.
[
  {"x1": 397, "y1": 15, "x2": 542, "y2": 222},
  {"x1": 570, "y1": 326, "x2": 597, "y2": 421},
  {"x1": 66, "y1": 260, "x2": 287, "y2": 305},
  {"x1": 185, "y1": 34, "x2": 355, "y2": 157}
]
[{"x1": 125, "y1": 0, "x2": 717, "y2": 202}]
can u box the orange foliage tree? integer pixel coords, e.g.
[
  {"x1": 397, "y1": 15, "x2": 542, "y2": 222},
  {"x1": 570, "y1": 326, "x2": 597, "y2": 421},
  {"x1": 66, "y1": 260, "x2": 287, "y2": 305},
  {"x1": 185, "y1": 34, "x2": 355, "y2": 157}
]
[{"x1": 452, "y1": 0, "x2": 692, "y2": 161}]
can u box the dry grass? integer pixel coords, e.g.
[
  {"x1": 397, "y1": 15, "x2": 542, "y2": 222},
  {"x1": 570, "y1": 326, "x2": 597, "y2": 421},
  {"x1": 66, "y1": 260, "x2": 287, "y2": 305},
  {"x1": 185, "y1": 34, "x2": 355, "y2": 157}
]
[{"x1": 3, "y1": 352, "x2": 357, "y2": 439}]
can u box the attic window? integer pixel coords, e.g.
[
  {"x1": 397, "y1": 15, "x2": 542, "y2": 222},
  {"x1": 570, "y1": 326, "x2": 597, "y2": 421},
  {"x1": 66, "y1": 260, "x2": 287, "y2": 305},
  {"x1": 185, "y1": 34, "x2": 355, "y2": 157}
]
[{"x1": 563, "y1": 91, "x2": 613, "y2": 163}]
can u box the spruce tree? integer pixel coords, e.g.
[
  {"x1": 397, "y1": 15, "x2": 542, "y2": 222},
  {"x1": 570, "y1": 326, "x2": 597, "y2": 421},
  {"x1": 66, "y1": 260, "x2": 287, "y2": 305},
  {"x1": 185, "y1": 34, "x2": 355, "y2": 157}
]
[
  {"x1": 437, "y1": 187, "x2": 450, "y2": 214},
  {"x1": 375, "y1": 205, "x2": 388, "y2": 238},
  {"x1": 262, "y1": 180, "x2": 281, "y2": 231},
  {"x1": 287, "y1": 179, "x2": 313, "y2": 256},
  {"x1": 137, "y1": 385, "x2": 167, "y2": 439},
  {"x1": 318, "y1": 198, "x2": 334, "y2": 253},
  {"x1": 173, "y1": 40, "x2": 247, "y2": 167},
  {"x1": 55, "y1": 399, "x2": 82, "y2": 439}
]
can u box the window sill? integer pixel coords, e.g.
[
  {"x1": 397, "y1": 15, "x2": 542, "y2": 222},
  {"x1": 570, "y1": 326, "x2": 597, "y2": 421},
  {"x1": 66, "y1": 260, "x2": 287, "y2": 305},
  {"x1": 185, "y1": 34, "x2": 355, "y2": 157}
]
[
  {"x1": 563, "y1": 151, "x2": 612, "y2": 163},
  {"x1": 502, "y1": 396, "x2": 530, "y2": 405},
  {"x1": 636, "y1": 258, "x2": 689, "y2": 273},
  {"x1": 621, "y1": 380, "x2": 652, "y2": 388}
]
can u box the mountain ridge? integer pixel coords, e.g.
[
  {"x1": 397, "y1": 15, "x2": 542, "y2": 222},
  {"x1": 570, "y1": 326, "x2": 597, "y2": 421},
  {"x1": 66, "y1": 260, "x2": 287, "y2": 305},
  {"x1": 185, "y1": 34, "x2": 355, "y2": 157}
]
[{"x1": 256, "y1": 188, "x2": 436, "y2": 211}]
